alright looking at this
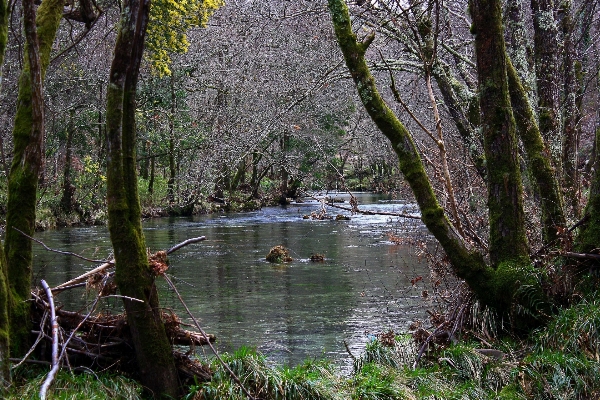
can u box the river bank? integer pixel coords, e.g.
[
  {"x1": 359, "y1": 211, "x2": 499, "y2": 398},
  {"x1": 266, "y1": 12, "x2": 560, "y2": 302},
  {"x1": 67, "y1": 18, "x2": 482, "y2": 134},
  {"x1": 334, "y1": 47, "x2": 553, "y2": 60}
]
[{"x1": 8, "y1": 297, "x2": 600, "y2": 400}]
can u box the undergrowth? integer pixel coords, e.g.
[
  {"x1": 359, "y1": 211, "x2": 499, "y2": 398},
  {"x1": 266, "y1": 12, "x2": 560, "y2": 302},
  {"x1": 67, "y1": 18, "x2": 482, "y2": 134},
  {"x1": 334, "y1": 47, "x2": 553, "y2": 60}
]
[
  {"x1": 7, "y1": 298, "x2": 600, "y2": 399},
  {"x1": 184, "y1": 298, "x2": 600, "y2": 399},
  {"x1": 6, "y1": 368, "x2": 143, "y2": 399}
]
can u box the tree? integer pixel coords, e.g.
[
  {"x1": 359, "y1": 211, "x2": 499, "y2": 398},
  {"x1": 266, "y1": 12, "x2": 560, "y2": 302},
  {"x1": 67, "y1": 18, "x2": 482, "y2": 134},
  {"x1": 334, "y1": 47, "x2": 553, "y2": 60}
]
[
  {"x1": 105, "y1": 0, "x2": 179, "y2": 396},
  {"x1": 325, "y1": 0, "x2": 580, "y2": 326},
  {"x1": 4, "y1": 0, "x2": 63, "y2": 357},
  {"x1": 0, "y1": 0, "x2": 9, "y2": 387}
]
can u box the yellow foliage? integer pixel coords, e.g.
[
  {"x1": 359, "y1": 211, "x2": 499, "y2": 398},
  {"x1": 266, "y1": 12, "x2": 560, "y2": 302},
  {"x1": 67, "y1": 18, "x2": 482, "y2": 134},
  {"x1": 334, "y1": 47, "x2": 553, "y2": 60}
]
[{"x1": 146, "y1": 0, "x2": 223, "y2": 76}]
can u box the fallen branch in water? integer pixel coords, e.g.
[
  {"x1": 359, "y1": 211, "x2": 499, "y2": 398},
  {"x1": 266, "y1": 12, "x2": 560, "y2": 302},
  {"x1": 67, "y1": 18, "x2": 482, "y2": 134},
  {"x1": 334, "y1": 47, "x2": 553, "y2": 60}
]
[
  {"x1": 52, "y1": 236, "x2": 206, "y2": 292},
  {"x1": 167, "y1": 236, "x2": 206, "y2": 254},
  {"x1": 300, "y1": 191, "x2": 421, "y2": 220}
]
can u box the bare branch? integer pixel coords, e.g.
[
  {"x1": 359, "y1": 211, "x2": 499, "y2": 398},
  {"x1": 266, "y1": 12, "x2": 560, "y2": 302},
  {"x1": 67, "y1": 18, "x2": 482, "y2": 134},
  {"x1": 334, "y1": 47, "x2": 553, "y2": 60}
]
[{"x1": 39, "y1": 280, "x2": 59, "y2": 400}]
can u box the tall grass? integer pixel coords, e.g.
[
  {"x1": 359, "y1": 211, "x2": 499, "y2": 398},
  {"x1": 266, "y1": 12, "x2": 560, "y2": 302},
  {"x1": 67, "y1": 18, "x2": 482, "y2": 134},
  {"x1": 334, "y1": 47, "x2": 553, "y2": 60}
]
[{"x1": 187, "y1": 347, "x2": 340, "y2": 400}]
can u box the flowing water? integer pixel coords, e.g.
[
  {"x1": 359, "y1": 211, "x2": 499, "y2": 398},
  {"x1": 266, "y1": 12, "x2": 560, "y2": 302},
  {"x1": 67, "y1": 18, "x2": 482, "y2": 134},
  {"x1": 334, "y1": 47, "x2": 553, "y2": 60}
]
[{"x1": 34, "y1": 193, "x2": 432, "y2": 369}]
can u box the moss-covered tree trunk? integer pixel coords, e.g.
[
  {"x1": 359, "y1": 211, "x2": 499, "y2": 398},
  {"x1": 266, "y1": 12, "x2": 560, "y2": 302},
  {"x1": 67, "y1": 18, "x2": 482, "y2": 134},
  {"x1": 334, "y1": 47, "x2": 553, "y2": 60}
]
[
  {"x1": 327, "y1": 0, "x2": 549, "y2": 320},
  {"x1": 326, "y1": 0, "x2": 497, "y2": 305},
  {"x1": 470, "y1": 0, "x2": 529, "y2": 265},
  {"x1": 575, "y1": 71, "x2": 600, "y2": 255},
  {"x1": 105, "y1": 0, "x2": 179, "y2": 397},
  {"x1": 506, "y1": 59, "x2": 566, "y2": 245},
  {"x1": 505, "y1": 0, "x2": 537, "y2": 108},
  {"x1": 3, "y1": 0, "x2": 62, "y2": 356},
  {"x1": 531, "y1": 0, "x2": 561, "y2": 173},
  {"x1": 0, "y1": 0, "x2": 9, "y2": 387}
]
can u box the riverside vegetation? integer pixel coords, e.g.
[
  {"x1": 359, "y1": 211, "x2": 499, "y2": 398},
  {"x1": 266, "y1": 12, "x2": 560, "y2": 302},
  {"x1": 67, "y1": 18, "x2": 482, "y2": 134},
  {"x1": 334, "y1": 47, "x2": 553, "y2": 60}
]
[
  {"x1": 7, "y1": 292, "x2": 600, "y2": 399},
  {"x1": 2, "y1": 0, "x2": 600, "y2": 398}
]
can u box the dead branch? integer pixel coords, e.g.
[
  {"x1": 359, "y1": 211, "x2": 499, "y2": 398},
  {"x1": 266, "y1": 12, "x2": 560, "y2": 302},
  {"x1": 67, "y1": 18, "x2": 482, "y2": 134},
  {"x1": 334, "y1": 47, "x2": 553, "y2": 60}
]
[
  {"x1": 166, "y1": 236, "x2": 206, "y2": 254},
  {"x1": 563, "y1": 251, "x2": 600, "y2": 260},
  {"x1": 39, "y1": 280, "x2": 59, "y2": 400},
  {"x1": 52, "y1": 261, "x2": 113, "y2": 292},
  {"x1": 301, "y1": 191, "x2": 421, "y2": 219},
  {"x1": 52, "y1": 236, "x2": 206, "y2": 292},
  {"x1": 13, "y1": 227, "x2": 107, "y2": 263},
  {"x1": 12, "y1": 311, "x2": 48, "y2": 370},
  {"x1": 22, "y1": 236, "x2": 215, "y2": 387}
]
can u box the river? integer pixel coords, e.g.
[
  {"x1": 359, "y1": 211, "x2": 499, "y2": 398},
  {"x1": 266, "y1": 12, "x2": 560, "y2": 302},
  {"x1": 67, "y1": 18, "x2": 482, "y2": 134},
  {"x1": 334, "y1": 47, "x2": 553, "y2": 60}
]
[{"x1": 34, "y1": 193, "x2": 432, "y2": 369}]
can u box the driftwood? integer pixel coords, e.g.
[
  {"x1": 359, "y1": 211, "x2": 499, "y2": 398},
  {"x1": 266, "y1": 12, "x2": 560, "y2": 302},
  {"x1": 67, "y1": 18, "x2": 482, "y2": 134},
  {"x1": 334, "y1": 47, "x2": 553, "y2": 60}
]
[{"x1": 31, "y1": 288, "x2": 215, "y2": 378}]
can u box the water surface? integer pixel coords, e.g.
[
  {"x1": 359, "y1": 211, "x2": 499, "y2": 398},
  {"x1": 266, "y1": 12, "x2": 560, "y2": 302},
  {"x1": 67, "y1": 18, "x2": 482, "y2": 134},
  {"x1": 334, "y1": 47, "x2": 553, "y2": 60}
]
[{"x1": 34, "y1": 193, "x2": 432, "y2": 368}]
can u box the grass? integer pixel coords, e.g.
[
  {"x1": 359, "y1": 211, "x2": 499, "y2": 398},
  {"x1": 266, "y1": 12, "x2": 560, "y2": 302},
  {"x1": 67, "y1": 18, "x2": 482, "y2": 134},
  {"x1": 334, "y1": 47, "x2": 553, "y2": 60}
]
[
  {"x1": 187, "y1": 347, "x2": 340, "y2": 400},
  {"x1": 6, "y1": 369, "x2": 143, "y2": 400},
  {"x1": 7, "y1": 299, "x2": 600, "y2": 399}
]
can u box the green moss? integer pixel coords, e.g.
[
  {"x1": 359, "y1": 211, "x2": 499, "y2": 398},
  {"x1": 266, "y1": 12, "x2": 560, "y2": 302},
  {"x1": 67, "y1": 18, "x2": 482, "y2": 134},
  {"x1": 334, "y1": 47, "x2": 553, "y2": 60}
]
[
  {"x1": 498, "y1": 384, "x2": 527, "y2": 399},
  {"x1": 3, "y1": 0, "x2": 64, "y2": 357}
]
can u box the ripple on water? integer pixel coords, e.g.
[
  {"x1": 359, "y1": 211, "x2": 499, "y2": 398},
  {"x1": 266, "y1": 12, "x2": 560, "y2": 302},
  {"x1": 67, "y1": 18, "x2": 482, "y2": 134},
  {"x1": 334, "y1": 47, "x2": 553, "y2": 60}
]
[{"x1": 33, "y1": 193, "x2": 431, "y2": 368}]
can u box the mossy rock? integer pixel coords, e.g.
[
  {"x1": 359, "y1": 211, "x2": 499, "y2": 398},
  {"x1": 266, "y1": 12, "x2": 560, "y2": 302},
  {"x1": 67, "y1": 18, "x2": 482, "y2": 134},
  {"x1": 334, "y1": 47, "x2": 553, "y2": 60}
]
[{"x1": 266, "y1": 245, "x2": 292, "y2": 263}]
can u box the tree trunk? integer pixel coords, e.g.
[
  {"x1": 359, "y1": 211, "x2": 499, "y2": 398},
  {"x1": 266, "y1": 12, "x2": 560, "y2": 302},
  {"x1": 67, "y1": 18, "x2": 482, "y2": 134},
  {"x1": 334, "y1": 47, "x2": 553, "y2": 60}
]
[
  {"x1": 531, "y1": 0, "x2": 562, "y2": 173},
  {"x1": 470, "y1": 0, "x2": 529, "y2": 265},
  {"x1": 105, "y1": 0, "x2": 179, "y2": 397},
  {"x1": 576, "y1": 67, "x2": 600, "y2": 256},
  {"x1": 148, "y1": 155, "x2": 155, "y2": 195},
  {"x1": 327, "y1": 0, "x2": 495, "y2": 305},
  {"x1": 431, "y1": 62, "x2": 485, "y2": 178},
  {"x1": 167, "y1": 72, "x2": 176, "y2": 203},
  {"x1": 4, "y1": 0, "x2": 62, "y2": 356},
  {"x1": 506, "y1": 58, "x2": 566, "y2": 245},
  {"x1": 328, "y1": 0, "x2": 548, "y2": 321},
  {"x1": 576, "y1": 116, "x2": 600, "y2": 256},
  {"x1": 140, "y1": 141, "x2": 149, "y2": 180},
  {"x1": 0, "y1": 0, "x2": 9, "y2": 387},
  {"x1": 504, "y1": 0, "x2": 537, "y2": 108},
  {"x1": 60, "y1": 109, "x2": 76, "y2": 213},
  {"x1": 279, "y1": 131, "x2": 289, "y2": 205},
  {"x1": 560, "y1": 0, "x2": 580, "y2": 218}
]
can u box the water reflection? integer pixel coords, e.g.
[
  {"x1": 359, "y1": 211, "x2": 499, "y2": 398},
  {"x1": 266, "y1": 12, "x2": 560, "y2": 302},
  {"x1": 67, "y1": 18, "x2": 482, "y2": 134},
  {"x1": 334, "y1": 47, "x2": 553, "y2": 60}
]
[{"x1": 34, "y1": 193, "x2": 430, "y2": 368}]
